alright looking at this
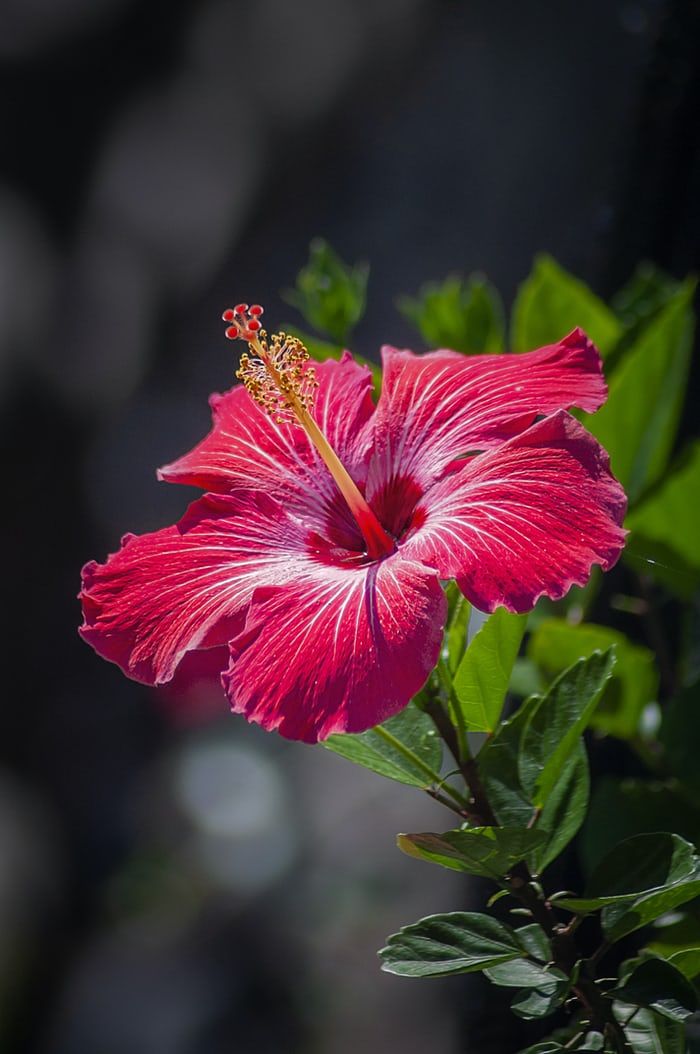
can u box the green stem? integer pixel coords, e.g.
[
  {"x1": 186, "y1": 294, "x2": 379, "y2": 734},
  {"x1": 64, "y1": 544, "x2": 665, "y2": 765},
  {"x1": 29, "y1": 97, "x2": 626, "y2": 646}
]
[
  {"x1": 372, "y1": 725, "x2": 471, "y2": 811},
  {"x1": 435, "y1": 658, "x2": 470, "y2": 761}
]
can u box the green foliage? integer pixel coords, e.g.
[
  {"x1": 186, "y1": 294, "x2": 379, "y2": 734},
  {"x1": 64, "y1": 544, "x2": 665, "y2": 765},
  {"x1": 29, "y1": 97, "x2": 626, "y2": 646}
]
[
  {"x1": 518, "y1": 650, "x2": 615, "y2": 807},
  {"x1": 647, "y1": 906, "x2": 700, "y2": 961},
  {"x1": 452, "y1": 608, "x2": 527, "y2": 732},
  {"x1": 667, "y1": 948, "x2": 700, "y2": 983},
  {"x1": 613, "y1": 957, "x2": 698, "y2": 1022},
  {"x1": 581, "y1": 778, "x2": 700, "y2": 875},
  {"x1": 398, "y1": 274, "x2": 505, "y2": 352},
  {"x1": 379, "y1": 912, "x2": 524, "y2": 977},
  {"x1": 528, "y1": 620, "x2": 658, "y2": 740},
  {"x1": 626, "y1": 442, "x2": 700, "y2": 598},
  {"x1": 485, "y1": 959, "x2": 570, "y2": 1020},
  {"x1": 511, "y1": 254, "x2": 622, "y2": 356},
  {"x1": 588, "y1": 280, "x2": 695, "y2": 504},
  {"x1": 397, "y1": 826, "x2": 547, "y2": 879},
  {"x1": 324, "y1": 703, "x2": 442, "y2": 789},
  {"x1": 615, "y1": 1005, "x2": 688, "y2": 1054},
  {"x1": 558, "y1": 834, "x2": 700, "y2": 942},
  {"x1": 283, "y1": 238, "x2": 369, "y2": 344},
  {"x1": 477, "y1": 687, "x2": 591, "y2": 871}
]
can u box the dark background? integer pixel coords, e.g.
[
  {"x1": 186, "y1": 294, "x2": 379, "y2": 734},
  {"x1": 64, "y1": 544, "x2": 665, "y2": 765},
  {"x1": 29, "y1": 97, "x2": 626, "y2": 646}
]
[{"x1": 1, "y1": 1, "x2": 699, "y2": 1051}]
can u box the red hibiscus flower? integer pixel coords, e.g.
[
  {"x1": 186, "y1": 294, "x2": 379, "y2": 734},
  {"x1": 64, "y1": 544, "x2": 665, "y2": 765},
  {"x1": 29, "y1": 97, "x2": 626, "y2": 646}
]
[{"x1": 80, "y1": 306, "x2": 626, "y2": 743}]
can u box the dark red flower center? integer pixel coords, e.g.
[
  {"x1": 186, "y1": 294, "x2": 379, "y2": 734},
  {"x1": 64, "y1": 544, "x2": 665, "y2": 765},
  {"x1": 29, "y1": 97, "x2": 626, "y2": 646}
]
[{"x1": 307, "y1": 475, "x2": 425, "y2": 568}]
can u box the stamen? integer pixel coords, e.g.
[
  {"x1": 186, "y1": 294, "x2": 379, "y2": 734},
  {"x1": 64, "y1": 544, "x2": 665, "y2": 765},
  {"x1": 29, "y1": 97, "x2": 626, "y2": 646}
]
[{"x1": 222, "y1": 302, "x2": 395, "y2": 559}]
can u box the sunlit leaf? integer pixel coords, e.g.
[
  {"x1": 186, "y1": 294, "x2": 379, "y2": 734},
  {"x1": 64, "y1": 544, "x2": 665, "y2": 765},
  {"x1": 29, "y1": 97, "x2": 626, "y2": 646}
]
[
  {"x1": 667, "y1": 948, "x2": 700, "y2": 983},
  {"x1": 511, "y1": 255, "x2": 621, "y2": 356},
  {"x1": 452, "y1": 608, "x2": 527, "y2": 732},
  {"x1": 528, "y1": 620, "x2": 658, "y2": 740},
  {"x1": 615, "y1": 1004, "x2": 687, "y2": 1054},
  {"x1": 397, "y1": 826, "x2": 547, "y2": 880},
  {"x1": 324, "y1": 703, "x2": 442, "y2": 788},
  {"x1": 626, "y1": 442, "x2": 700, "y2": 597},
  {"x1": 588, "y1": 280, "x2": 696, "y2": 504}
]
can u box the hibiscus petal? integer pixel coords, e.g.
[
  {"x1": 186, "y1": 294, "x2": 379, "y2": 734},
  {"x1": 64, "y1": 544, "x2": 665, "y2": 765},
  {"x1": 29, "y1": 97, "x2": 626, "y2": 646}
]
[
  {"x1": 158, "y1": 354, "x2": 375, "y2": 522},
  {"x1": 401, "y1": 411, "x2": 627, "y2": 613},
  {"x1": 367, "y1": 329, "x2": 607, "y2": 494},
  {"x1": 79, "y1": 492, "x2": 312, "y2": 685},
  {"x1": 222, "y1": 556, "x2": 446, "y2": 743}
]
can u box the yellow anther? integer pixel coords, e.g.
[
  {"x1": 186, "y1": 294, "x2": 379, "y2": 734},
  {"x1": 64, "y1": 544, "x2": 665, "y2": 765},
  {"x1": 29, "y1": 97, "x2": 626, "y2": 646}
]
[{"x1": 235, "y1": 332, "x2": 319, "y2": 423}]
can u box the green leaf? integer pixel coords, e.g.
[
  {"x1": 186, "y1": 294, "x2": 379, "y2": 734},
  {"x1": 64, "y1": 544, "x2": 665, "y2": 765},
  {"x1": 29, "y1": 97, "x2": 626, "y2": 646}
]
[
  {"x1": 479, "y1": 696, "x2": 540, "y2": 827},
  {"x1": 477, "y1": 692, "x2": 590, "y2": 870},
  {"x1": 557, "y1": 834, "x2": 700, "y2": 940},
  {"x1": 452, "y1": 608, "x2": 527, "y2": 732},
  {"x1": 581, "y1": 778, "x2": 700, "y2": 877},
  {"x1": 531, "y1": 740, "x2": 590, "y2": 872},
  {"x1": 510, "y1": 984, "x2": 567, "y2": 1021},
  {"x1": 485, "y1": 959, "x2": 569, "y2": 1017},
  {"x1": 626, "y1": 443, "x2": 700, "y2": 597},
  {"x1": 604, "y1": 871, "x2": 700, "y2": 944},
  {"x1": 397, "y1": 826, "x2": 547, "y2": 879},
  {"x1": 588, "y1": 280, "x2": 696, "y2": 504},
  {"x1": 324, "y1": 703, "x2": 442, "y2": 788},
  {"x1": 516, "y1": 924, "x2": 552, "y2": 962},
  {"x1": 283, "y1": 238, "x2": 368, "y2": 344},
  {"x1": 614, "y1": 1004, "x2": 687, "y2": 1054},
  {"x1": 379, "y1": 911, "x2": 523, "y2": 978},
  {"x1": 668, "y1": 948, "x2": 700, "y2": 983},
  {"x1": 613, "y1": 957, "x2": 698, "y2": 1022},
  {"x1": 519, "y1": 651, "x2": 616, "y2": 807},
  {"x1": 511, "y1": 255, "x2": 622, "y2": 356},
  {"x1": 576, "y1": 1033, "x2": 605, "y2": 1052},
  {"x1": 484, "y1": 958, "x2": 568, "y2": 988},
  {"x1": 398, "y1": 274, "x2": 505, "y2": 353},
  {"x1": 647, "y1": 908, "x2": 700, "y2": 961},
  {"x1": 528, "y1": 620, "x2": 658, "y2": 740}
]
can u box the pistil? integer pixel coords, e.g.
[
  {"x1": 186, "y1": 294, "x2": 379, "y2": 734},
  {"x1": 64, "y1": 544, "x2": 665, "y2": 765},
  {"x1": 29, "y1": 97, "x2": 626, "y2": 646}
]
[{"x1": 223, "y1": 304, "x2": 395, "y2": 560}]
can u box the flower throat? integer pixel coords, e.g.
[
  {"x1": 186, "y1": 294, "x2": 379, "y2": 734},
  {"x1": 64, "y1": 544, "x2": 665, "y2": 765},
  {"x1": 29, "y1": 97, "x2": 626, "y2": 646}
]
[{"x1": 222, "y1": 303, "x2": 394, "y2": 560}]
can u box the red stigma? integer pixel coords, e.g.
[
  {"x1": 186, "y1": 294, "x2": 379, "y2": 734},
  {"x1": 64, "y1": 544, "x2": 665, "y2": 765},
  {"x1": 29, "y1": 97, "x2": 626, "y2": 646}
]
[{"x1": 222, "y1": 301, "x2": 265, "y2": 343}]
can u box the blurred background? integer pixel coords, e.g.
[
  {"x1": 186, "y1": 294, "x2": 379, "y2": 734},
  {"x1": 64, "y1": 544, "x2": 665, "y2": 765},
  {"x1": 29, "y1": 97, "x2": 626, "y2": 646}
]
[{"x1": 1, "y1": 0, "x2": 699, "y2": 1051}]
